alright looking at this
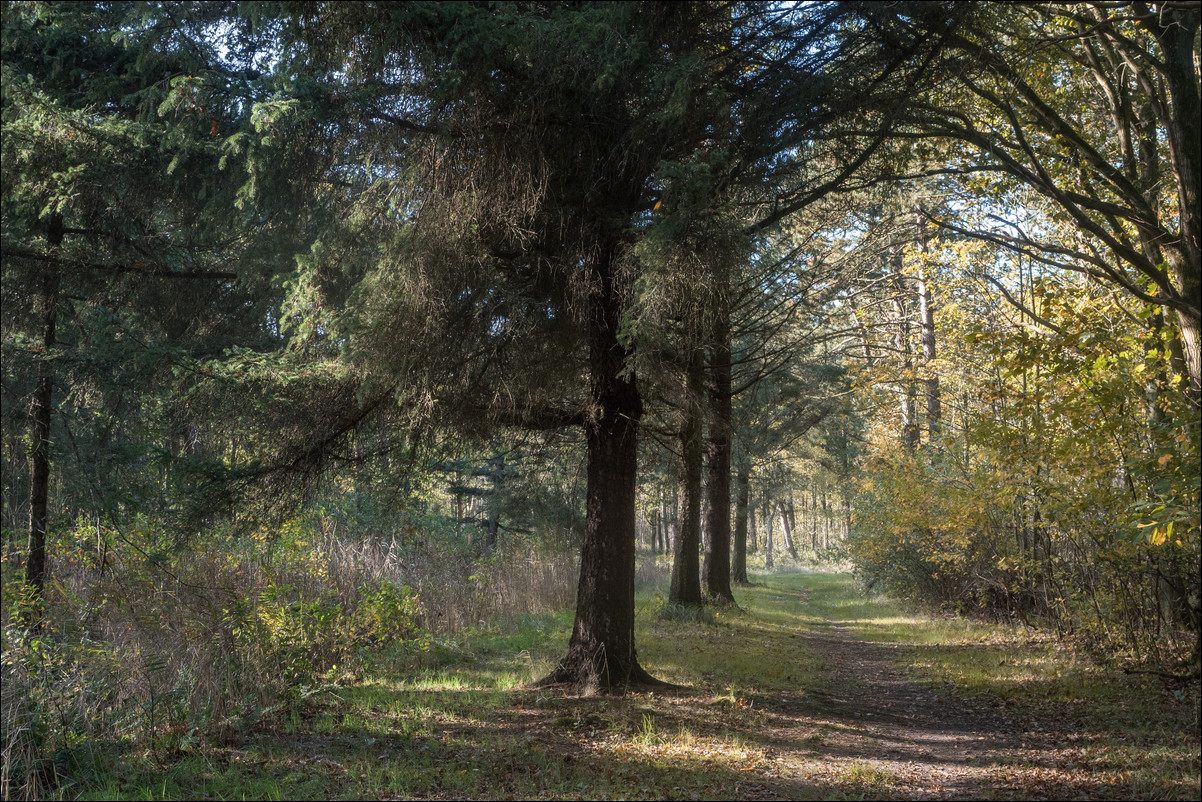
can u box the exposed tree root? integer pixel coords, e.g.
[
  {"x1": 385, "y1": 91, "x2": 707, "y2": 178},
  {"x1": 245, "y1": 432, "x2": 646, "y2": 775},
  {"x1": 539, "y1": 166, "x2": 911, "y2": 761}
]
[{"x1": 531, "y1": 654, "x2": 680, "y2": 694}]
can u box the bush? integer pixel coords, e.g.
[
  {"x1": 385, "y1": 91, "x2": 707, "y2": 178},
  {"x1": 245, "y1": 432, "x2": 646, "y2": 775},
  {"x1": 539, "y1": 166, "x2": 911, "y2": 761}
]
[{"x1": 847, "y1": 414, "x2": 1200, "y2": 668}]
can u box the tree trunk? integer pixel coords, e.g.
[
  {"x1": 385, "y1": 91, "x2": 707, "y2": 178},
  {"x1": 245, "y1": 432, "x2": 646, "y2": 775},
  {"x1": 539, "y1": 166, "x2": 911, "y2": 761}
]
[
  {"x1": 650, "y1": 489, "x2": 661, "y2": 555},
  {"x1": 537, "y1": 245, "x2": 660, "y2": 690},
  {"x1": 1151, "y1": 6, "x2": 1202, "y2": 404},
  {"x1": 778, "y1": 499, "x2": 800, "y2": 561},
  {"x1": 844, "y1": 494, "x2": 852, "y2": 540},
  {"x1": 821, "y1": 491, "x2": 830, "y2": 550},
  {"x1": 485, "y1": 453, "x2": 504, "y2": 549},
  {"x1": 1172, "y1": 287, "x2": 1201, "y2": 406},
  {"x1": 765, "y1": 498, "x2": 775, "y2": 570},
  {"x1": 704, "y1": 310, "x2": 735, "y2": 604},
  {"x1": 807, "y1": 491, "x2": 817, "y2": 550},
  {"x1": 24, "y1": 214, "x2": 62, "y2": 625},
  {"x1": 666, "y1": 492, "x2": 677, "y2": 557},
  {"x1": 747, "y1": 501, "x2": 757, "y2": 554},
  {"x1": 669, "y1": 346, "x2": 704, "y2": 607},
  {"x1": 914, "y1": 205, "x2": 942, "y2": 436},
  {"x1": 732, "y1": 458, "x2": 750, "y2": 585},
  {"x1": 661, "y1": 493, "x2": 673, "y2": 555},
  {"x1": 891, "y1": 248, "x2": 920, "y2": 449}
]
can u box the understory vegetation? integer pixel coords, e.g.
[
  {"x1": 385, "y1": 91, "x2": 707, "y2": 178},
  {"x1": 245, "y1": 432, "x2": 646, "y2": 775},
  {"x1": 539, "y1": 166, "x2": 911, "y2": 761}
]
[
  {"x1": 4, "y1": 567, "x2": 1197, "y2": 800},
  {"x1": 1, "y1": 506, "x2": 578, "y2": 800}
]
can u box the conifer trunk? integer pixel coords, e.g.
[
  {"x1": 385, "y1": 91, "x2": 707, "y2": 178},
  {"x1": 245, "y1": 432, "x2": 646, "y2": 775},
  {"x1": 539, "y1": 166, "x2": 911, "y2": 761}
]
[
  {"x1": 485, "y1": 453, "x2": 503, "y2": 549},
  {"x1": 704, "y1": 308, "x2": 734, "y2": 603},
  {"x1": 669, "y1": 347, "x2": 704, "y2": 607},
  {"x1": 24, "y1": 214, "x2": 62, "y2": 624},
  {"x1": 732, "y1": 459, "x2": 750, "y2": 584},
  {"x1": 748, "y1": 502, "x2": 757, "y2": 554},
  {"x1": 765, "y1": 498, "x2": 775, "y2": 570},
  {"x1": 537, "y1": 245, "x2": 660, "y2": 690}
]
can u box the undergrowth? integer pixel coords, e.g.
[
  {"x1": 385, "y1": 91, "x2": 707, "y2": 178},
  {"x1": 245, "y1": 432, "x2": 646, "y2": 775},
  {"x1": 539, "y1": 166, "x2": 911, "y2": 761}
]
[
  {"x1": 4, "y1": 539, "x2": 1197, "y2": 801},
  {"x1": 0, "y1": 509, "x2": 577, "y2": 800}
]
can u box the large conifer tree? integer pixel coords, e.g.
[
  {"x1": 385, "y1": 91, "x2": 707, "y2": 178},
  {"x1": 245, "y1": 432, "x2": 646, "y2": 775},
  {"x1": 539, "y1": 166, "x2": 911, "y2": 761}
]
[{"x1": 253, "y1": 0, "x2": 965, "y2": 688}]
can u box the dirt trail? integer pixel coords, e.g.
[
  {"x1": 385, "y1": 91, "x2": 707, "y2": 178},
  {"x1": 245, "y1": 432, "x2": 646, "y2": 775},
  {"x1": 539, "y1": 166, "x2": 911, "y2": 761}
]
[{"x1": 760, "y1": 617, "x2": 1017, "y2": 799}]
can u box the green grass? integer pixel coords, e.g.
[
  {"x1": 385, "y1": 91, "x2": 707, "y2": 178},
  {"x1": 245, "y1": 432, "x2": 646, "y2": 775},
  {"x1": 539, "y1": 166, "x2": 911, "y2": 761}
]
[{"x1": 63, "y1": 570, "x2": 1199, "y2": 801}]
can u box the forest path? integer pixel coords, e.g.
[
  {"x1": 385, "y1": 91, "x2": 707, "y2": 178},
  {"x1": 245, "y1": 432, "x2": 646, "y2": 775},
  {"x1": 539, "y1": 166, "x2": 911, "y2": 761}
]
[
  {"x1": 719, "y1": 578, "x2": 1148, "y2": 801},
  {"x1": 760, "y1": 613, "x2": 1018, "y2": 799}
]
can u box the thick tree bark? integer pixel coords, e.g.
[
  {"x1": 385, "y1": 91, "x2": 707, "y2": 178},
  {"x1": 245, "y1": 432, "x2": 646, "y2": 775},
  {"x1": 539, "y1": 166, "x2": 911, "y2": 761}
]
[
  {"x1": 669, "y1": 346, "x2": 704, "y2": 607},
  {"x1": 1151, "y1": 4, "x2": 1202, "y2": 403},
  {"x1": 732, "y1": 458, "x2": 750, "y2": 584},
  {"x1": 537, "y1": 246, "x2": 661, "y2": 691},
  {"x1": 704, "y1": 310, "x2": 735, "y2": 604},
  {"x1": 24, "y1": 214, "x2": 62, "y2": 624}
]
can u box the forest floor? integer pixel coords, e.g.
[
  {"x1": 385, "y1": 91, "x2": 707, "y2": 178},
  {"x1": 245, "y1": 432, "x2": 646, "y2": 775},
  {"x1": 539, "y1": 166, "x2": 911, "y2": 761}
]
[{"x1": 88, "y1": 571, "x2": 1200, "y2": 801}]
